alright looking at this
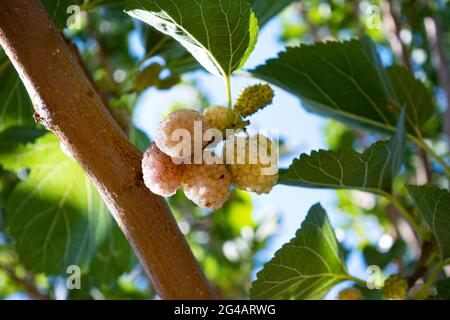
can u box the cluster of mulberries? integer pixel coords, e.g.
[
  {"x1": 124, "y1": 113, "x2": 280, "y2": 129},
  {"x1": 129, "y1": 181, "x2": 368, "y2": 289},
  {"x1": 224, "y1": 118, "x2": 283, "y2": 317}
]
[
  {"x1": 142, "y1": 109, "x2": 228, "y2": 210},
  {"x1": 142, "y1": 83, "x2": 277, "y2": 210}
]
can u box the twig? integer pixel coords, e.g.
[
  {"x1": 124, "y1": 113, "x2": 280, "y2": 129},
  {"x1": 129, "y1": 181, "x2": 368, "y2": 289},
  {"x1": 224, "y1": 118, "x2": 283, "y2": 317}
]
[
  {"x1": 381, "y1": 0, "x2": 432, "y2": 183},
  {"x1": 413, "y1": 258, "x2": 448, "y2": 299},
  {"x1": 296, "y1": 2, "x2": 320, "y2": 41},
  {"x1": 408, "y1": 239, "x2": 435, "y2": 286},
  {"x1": 385, "y1": 193, "x2": 424, "y2": 240},
  {"x1": 380, "y1": 0, "x2": 411, "y2": 69},
  {"x1": 424, "y1": 15, "x2": 450, "y2": 143},
  {"x1": 0, "y1": 263, "x2": 50, "y2": 300}
]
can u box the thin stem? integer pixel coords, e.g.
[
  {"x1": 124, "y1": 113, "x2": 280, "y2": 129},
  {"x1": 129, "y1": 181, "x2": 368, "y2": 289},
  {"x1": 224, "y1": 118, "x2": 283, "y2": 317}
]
[
  {"x1": 0, "y1": 263, "x2": 49, "y2": 300},
  {"x1": 385, "y1": 193, "x2": 424, "y2": 239},
  {"x1": 413, "y1": 259, "x2": 449, "y2": 299},
  {"x1": 225, "y1": 75, "x2": 233, "y2": 126},
  {"x1": 408, "y1": 239, "x2": 435, "y2": 286},
  {"x1": 410, "y1": 135, "x2": 450, "y2": 179},
  {"x1": 347, "y1": 275, "x2": 367, "y2": 287}
]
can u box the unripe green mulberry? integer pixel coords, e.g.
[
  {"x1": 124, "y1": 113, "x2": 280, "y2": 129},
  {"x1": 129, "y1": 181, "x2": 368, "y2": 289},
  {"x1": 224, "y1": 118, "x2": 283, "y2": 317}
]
[
  {"x1": 383, "y1": 275, "x2": 409, "y2": 300},
  {"x1": 234, "y1": 84, "x2": 274, "y2": 117},
  {"x1": 337, "y1": 288, "x2": 364, "y2": 300}
]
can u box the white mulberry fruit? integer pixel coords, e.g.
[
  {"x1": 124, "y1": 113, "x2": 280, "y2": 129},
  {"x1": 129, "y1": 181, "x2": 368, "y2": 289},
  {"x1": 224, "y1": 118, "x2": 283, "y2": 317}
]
[
  {"x1": 183, "y1": 161, "x2": 232, "y2": 211},
  {"x1": 234, "y1": 84, "x2": 274, "y2": 117},
  {"x1": 203, "y1": 105, "x2": 249, "y2": 133},
  {"x1": 142, "y1": 143, "x2": 184, "y2": 197},
  {"x1": 204, "y1": 106, "x2": 228, "y2": 131},
  {"x1": 155, "y1": 109, "x2": 211, "y2": 159},
  {"x1": 383, "y1": 275, "x2": 409, "y2": 300},
  {"x1": 224, "y1": 134, "x2": 279, "y2": 194}
]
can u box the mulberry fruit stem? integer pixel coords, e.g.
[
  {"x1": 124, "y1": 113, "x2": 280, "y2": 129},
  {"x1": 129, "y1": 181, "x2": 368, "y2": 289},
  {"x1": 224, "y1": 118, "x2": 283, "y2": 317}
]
[{"x1": 225, "y1": 75, "x2": 234, "y2": 127}]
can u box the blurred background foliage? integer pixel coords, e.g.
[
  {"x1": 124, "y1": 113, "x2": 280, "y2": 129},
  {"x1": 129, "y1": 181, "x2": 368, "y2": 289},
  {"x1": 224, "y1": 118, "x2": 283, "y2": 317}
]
[{"x1": 1, "y1": 0, "x2": 450, "y2": 299}]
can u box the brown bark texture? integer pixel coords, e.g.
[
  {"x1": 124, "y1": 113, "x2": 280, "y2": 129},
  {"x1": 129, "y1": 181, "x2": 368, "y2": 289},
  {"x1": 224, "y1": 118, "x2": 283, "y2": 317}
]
[{"x1": 0, "y1": 0, "x2": 216, "y2": 300}]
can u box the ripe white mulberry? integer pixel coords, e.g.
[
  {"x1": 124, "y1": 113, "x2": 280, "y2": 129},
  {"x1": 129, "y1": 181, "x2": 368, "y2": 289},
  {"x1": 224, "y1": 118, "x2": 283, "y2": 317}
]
[
  {"x1": 224, "y1": 134, "x2": 279, "y2": 194},
  {"x1": 183, "y1": 160, "x2": 232, "y2": 211},
  {"x1": 155, "y1": 109, "x2": 211, "y2": 159},
  {"x1": 203, "y1": 105, "x2": 249, "y2": 132},
  {"x1": 234, "y1": 84, "x2": 274, "y2": 117},
  {"x1": 142, "y1": 143, "x2": 185, "y2": 197},
  {"x1": 203, "y1": 106, "x2": 228, "y2": 131}
]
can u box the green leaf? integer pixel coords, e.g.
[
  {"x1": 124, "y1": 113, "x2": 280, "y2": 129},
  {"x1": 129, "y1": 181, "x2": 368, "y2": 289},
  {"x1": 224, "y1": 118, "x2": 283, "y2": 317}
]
[
  {"x1": 249, "y1": 0, "x2": 295, "y2": 26},
  {"x1": 0, "y1": 54, "x2": 35, "y2": 132},
  {"x1": 0, "y1": 126, "x2": 45, "y2": 152},
  {"x1": 42, "y1": 0, "x2": 83, "y2": 29},
  {"x1": 129, "y1": 126, "x2": 151, "y2": 153},
  {"x1": 90, "y1": 222, "x2": 136, "y2": 286},
  {"x1": 125, "y1": 0, "x2": 259, "y2": 77},
  {"x1": 0, "y1": 134, "x2": 113, "y2": 274},
  {"x1": 436, "y1": 279, "x2": 450, "y2": 299},
  {"x1": 213, "y1": 190, "x2": 254, "y2": 238},
  {"x1": 142, "y1": 0, "x2": 292, "y2": 74},
  {"x1": 251, "y1": 38, "x2": 433, "y2": 138},
  {"x1": 386, "y1": 65, "x2": 436, "y2": 136},
  {"x1": 250, "y1": 203, "x2": 348, "y2": 300},
  {"x1": 280, "y1": 110, "x2": 406, "y2": 194},
  {"x1": 407, "y1": 185, "x2": 450, "y2": 259},
  {"x1": 363, "y1": 240, "x2": 406, "y2": 269}
]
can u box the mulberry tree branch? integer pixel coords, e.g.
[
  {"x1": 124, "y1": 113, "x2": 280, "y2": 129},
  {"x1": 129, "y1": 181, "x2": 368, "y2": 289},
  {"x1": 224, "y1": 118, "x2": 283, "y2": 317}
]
[{"x1": 0, "y1": 0, "x2": 216, "y2": 300}]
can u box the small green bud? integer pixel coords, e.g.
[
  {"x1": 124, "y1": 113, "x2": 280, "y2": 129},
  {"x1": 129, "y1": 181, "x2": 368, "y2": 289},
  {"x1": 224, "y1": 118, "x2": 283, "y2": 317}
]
[{"x1": 234, "y1": 83, "x2": 274, "y2": 117}]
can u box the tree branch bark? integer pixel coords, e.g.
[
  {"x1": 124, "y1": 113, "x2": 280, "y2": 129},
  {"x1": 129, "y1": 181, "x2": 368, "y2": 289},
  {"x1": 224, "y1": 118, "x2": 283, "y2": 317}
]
[
  {"x1": 0, "y1": 0, "x2": 216, "y2": 300},
  {"x1": 0, "y1": 262, "x2": 50, "y2": 300}
]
